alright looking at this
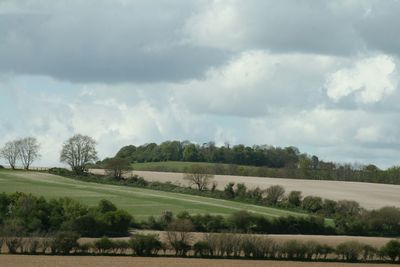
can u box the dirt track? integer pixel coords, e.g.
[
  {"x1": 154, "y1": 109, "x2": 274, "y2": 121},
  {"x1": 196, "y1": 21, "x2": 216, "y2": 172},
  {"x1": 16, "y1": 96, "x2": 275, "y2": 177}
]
[
  {"x1": 1, "y1": 255, "x2": 397, "y2": 267},
  {"x1": 91, "y1": 169, "x2": 400, "y2": 209}
]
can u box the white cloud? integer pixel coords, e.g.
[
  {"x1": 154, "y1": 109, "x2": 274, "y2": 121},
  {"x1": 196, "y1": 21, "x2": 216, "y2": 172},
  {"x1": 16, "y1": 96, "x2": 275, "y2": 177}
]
[
  {"x1": 183, "y1": 0, "x2": 245, "y2": 51},
  {"x1": 355, "y1": 126, "x2": 381, "y2": 142},
  {"x1": 325, "y1": 55, "x2": 398, "y2": 103},
  {"x1": 174, "y1": 50, "x2": 337, "y2": 116}
]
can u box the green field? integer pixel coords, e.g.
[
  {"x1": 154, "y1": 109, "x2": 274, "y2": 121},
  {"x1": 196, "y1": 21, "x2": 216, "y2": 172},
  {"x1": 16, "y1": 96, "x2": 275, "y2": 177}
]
[
  {"x1": 0, "y1": 170, "x2": 305, "y2": 220},
  {"x1": 131, "y1": 161, "x2": 250, "y2": 172}
]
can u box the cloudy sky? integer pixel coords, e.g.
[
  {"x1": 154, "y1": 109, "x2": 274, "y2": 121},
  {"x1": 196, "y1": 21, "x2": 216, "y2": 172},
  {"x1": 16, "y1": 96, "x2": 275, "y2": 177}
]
[{"x1": 1, "y1": 0, "x2": 400, "y2": 168}]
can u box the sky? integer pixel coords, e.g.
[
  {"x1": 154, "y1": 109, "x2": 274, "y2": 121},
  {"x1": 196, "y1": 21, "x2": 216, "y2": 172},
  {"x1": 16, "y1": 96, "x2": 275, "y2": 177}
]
[{"x1": 1, "y1": 0, "x2": 400, "y2": 168}]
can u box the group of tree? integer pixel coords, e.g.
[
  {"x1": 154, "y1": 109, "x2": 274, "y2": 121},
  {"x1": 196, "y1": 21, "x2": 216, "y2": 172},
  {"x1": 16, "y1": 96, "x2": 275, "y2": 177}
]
[
  {"x1": 0, "y1": 137, "x2": 40, "y2": 170},
  {"x1": 0, "y1": 192, "x2": 133, "y2": 237},
  {"x1": 2, "y1": 219, "x2": 400, "y2": 263},
  {"x1": 114, "y1": 141, "x2": 302, "y2": 168},
  {"x1": 108, "y1": 140, "x2": 400, "y2": 185}
]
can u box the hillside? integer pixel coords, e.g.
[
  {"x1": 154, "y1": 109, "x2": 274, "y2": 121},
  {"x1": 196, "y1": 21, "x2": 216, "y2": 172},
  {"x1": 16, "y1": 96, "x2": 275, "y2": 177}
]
[
  {"x1": 0, "y1": 170, "x2": 305, "y2": 220},
  {"x1": 91, "y1": 168, "x2": 400, "y2": 209}
]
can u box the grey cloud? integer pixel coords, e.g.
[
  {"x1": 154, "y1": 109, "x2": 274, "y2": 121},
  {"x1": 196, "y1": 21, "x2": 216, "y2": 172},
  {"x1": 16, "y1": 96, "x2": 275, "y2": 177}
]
[{"x1": 0, "y1": 0, "x2": 230, "y2": 83}]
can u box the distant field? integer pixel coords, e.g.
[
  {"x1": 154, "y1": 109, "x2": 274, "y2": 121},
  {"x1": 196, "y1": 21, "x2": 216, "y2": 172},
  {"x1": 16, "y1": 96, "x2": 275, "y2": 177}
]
[
  {"x1": 0, "y1": 170, "x2": 305, "y2": 220},
  {"x1": 1, "y1": 255, "x2": 397, "y2": 267},
  {"x1": 92, "y1": 167, "x2": 400, "y2": 209},
  {"x1": 132, "y1": 161, "x2": 229, "y2": 172}
]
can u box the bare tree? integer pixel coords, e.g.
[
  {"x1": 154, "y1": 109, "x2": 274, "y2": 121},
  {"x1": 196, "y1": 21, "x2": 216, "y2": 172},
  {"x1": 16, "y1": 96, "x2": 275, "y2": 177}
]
[
  {"x1": 166, "y1": 219, "x2": 194, "y2": 256},
  {"x1": 0, "y1": 141, "x2": 20, "y2": 169},
  {"x1": 17, "y1": 137, "x2": 40, "y2": 170},
  {"x1": 60, "y1": 134, "x2": 98, "y2": 174},
  {"x1": 265, "y1": 185, "x2": 285, "y2": 205},
  {"x1": 104, "y1": 158, "x2": 132, "y2": 180},
  {"x1": 183, "y1": 164, "x2": 214, "y2": 191}
]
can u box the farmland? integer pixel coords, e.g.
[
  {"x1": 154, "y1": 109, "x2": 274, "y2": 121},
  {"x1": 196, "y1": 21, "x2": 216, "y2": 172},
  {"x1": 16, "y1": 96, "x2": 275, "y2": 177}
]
[
  {"x1": 90, "y1": 168, "x2": 400, "y2": 209},
  {"x1": 0, "y1": 170, "x2": 305, "y2": 220},
  {"x1": 0, "y1": 255, "x2": 398, "y2": 267}
]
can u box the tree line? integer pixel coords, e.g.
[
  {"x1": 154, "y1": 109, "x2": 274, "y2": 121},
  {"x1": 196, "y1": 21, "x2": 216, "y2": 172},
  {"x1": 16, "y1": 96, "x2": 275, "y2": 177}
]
[
  {"x1": 110, "y1": 140, "x2": 400, "y2": 184},
  {"x1": 1, "y1": 223, "x2": 400, "y2": 262},
  {"x1": 0, "y1": 192, "x2": 132, "y2": 238}
]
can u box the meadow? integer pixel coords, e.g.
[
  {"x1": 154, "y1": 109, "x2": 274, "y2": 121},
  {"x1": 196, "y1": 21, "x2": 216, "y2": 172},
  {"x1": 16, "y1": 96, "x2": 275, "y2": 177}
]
[{"x1": 0, "y1": 170, "x2": 304, "y2": 220}]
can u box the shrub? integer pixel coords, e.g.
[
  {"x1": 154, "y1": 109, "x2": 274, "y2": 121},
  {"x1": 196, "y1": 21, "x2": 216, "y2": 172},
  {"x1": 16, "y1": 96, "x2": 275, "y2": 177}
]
[
  {"x1": 228, "y1": 210, "x2": 256, "y2": 232},
  {"x1": 113, "y1": 240, "x2": 129, "y2": 254},
  {"x1": 5, "y1": 237, "x2": 23, "y2": 254},
  {"x1": 381, "y1": 240, "x2": 400, "y2": 262},
  {"x1": 316, "y1": 243, "x2": 334, "y2": 259},
  {"x1": 50, "y1": 231, "x2": 80, "y2": 255},
  {"x1": 167, "y1": 219, "x2": 194, "y2": 256},
  {"x1": 287, "y1": 191, "x2": 302, "y2": 207},
  {"x1": 336, "y1": 241, "x2": 363, "y2": 262},
  {"x1": 21, "y1": 237, "x2": 40, "y2": 254},
  {"x1": 78, "y1": 243, "x2": 91, "y2": 254},
  {"x1": 265, "y1": 185, "x2": 285, "y2": 205},
  {"x1": 129, "y1": 234, "x2": 162, "y2": 256},
  {"x1": 94, "y1": 237, "x2": 114, "y2": 254},
  {"x1": 48, "y1": 167, "x2": 73, "y2": 176},
  {"x1": 193, "y1": 241, "x2": 212, "y2": 257},
  {"x1": 282, "y1": 240, "x2": 307, "y2": 260},
  {"x1": 302, "y1": 196, "x2": 323, "y2": 213}
]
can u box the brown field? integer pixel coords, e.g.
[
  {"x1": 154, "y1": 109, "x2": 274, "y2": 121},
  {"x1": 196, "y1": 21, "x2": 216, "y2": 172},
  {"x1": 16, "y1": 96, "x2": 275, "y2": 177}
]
[
  {"x1": 90, "y1": 169, "x2": 400, "y2": 209},
  {"x1": 0, "y1": 255, "x2": 398, "y2": 267}
]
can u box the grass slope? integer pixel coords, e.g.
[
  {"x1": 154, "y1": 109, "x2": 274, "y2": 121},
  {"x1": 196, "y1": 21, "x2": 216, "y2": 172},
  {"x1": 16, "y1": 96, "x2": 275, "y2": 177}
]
[{"x1": 0, "y1": 170, "x2": 305, "y2": 220}]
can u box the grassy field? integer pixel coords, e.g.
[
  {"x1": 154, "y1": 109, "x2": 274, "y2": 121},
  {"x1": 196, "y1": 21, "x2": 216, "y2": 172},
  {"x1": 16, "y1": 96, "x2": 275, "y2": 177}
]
[
  {"x1": 0, "y1": 170, "x2": 305, "y2": 220},
  {"x1": 1, "y1": 255, "x2": 397, "y2": 267},
  {"x1": 131, "y1": 161, "x2": 227, "y2": 172}
]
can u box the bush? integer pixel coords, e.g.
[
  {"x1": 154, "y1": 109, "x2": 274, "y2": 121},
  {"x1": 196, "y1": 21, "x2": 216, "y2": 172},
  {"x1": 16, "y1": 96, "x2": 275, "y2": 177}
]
[
  {"x1": 50, "y1": 231, "x2": 80, "y2": 255},
  {"x1": 167, "y1": 219, "x2": 194, "y2": 256},
  {"x1": 381, "y1": 240, "x2": 400, "y2": 262},
  {"x1": 282, "y1": 240, "x2": 307, "y2": 260},
  {"x1": 4, "y1": 237, "x2": 23, "y2": 254},
  {"x1": 193, "y1": 241, "x2": 212, "y2": 257},
  {"x1": 129, "y1": 234, "x2": 162, "y2": 256},
  {"x1": 113, "y1": 240, "x2": 129, "y2": 254},
  {"x1": 94, "y1": 237, "x2": 114, "y2": 254},
  {"x1": 336, "y1": 241, "x2": 363, "y2": 262},
  {"x1": 48, "y1": 167, "x2": 73, "y2": 176},
  {"x1": 287, "y1": 191, "x2": 302, "y2": 207},
  {"x1": 302, "y1": 196, "x2": 323, "y2": 213}
]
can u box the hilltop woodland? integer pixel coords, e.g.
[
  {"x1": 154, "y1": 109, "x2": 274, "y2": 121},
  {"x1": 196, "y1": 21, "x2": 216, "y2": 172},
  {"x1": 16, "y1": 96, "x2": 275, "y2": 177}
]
[{"x1": 105, "y1": 141, "x2": 400, "y2": 184}]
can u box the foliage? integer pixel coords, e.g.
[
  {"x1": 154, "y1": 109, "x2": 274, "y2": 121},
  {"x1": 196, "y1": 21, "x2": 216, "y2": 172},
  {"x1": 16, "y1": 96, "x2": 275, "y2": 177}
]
[
  {"x1": 109, "y1": 140, "x2": 400, "y2": 185},
  {"x1": 129, "y1": 234, "x2": 162, "y2": 256},
  {"x1": 166, "y1": 219, "x2": 194, "y2": 256},
  {"x1": 60, "y1": 134, "x2": 98, "y2": 174},
  {"x1": 102, "y1": 158, "x2": 132, "y2": 180},
  {"x1": 0, "y1": 192, "x2": 132, "y2": 237},
  {"x1": 381, "y1": 240, "x2": 400, "y2": 262}
]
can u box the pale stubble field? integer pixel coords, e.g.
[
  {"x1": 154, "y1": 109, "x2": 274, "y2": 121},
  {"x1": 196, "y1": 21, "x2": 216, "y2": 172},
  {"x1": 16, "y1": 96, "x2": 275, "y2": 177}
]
[{"x1": 90, "y1": 169, "x2": 400, "y2": 209}]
